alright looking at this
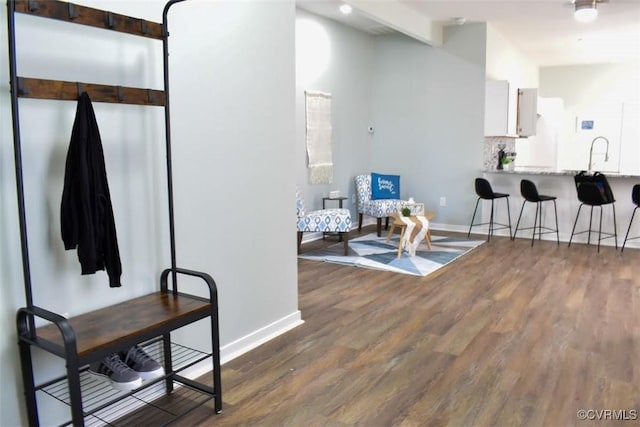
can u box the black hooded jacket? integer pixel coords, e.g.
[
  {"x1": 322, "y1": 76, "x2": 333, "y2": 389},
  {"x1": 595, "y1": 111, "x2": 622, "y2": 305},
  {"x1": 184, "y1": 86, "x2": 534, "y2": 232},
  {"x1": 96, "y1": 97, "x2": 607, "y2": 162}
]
[{"x1": 61, "y1": 92, "x2": 122, "y2": 287}]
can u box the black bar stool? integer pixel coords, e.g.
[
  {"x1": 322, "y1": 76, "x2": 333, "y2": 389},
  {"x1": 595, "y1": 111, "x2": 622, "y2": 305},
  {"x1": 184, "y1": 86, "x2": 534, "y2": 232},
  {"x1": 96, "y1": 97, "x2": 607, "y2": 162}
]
[
  {"x1": 621, "y1": 184, "x2": 640, "y2": 252},
  {"x1": 468, "y1": 177, "x2": 512, "y2": 241},
  {"x1": 568, "y1": 175, "x2": 617, "y2": 252},
  {"x1": 512, "y1": 179, "x2": 559, "y2": 246}
]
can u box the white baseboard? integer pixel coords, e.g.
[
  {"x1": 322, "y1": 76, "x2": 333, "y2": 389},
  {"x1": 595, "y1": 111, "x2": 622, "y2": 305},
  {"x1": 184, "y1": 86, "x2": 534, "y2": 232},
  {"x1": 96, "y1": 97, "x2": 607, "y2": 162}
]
[
  {"x1": 359, "y1": 219, "x2": 471, "y2": 235},
  {"x1": 303, "y1": 218, "x2": 640, "y2": 250},
  {"x1": 461, "y1": 223, "x2": 638, "y2": 249},
  {"x1": 302, "y1": 221, "x2": 482, "y2": 242},
  {"x1": 429, "y1": 222, "x2": 470, "y2": 234},
  {"x1": 178, "y1": 310, "x2": 304, "y2": 381},
  {"x1": 220, "y1": 310, "x2": 304, "y2": 365}
]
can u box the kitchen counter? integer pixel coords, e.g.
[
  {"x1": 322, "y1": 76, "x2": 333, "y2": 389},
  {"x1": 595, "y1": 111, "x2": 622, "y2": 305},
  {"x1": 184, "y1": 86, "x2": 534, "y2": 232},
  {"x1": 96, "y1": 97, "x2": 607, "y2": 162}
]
[
  {"x1": 484, "y1": 168, "x2": 640, "y2": 179},
  {"x1": 480, "y1": 170, "x2": 640, "y2": 249}
]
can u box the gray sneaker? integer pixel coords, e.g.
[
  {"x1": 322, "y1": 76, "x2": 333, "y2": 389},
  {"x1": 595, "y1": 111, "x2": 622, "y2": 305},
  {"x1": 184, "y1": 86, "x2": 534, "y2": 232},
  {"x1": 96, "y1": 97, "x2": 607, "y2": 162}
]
[
  {"x1": 121, "y1": 345, "x2": 165, "y2": 380},
  {"x1": 89, "y1": 353, "x2": 142, "y2": 390}
]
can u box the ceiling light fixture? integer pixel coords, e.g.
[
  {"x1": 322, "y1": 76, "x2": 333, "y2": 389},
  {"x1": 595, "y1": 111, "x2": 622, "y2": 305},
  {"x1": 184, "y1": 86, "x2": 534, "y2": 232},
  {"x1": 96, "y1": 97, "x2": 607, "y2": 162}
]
[
  {"x1": 453, "y1": 17, "x2": 466, "y2": 26},
  {"x1": 339, "y1": 4, "x2": 352, "y2": 15},
  {"x1": 574, "y1": 0, "x2": 598, "y2": 23}
]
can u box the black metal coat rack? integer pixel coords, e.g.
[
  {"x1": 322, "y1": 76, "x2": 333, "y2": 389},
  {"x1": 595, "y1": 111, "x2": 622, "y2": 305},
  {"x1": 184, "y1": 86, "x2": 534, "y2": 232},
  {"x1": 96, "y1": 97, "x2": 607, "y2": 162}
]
[{"x1": 7, "y1": 1, "x2": 222, "y2": 425}]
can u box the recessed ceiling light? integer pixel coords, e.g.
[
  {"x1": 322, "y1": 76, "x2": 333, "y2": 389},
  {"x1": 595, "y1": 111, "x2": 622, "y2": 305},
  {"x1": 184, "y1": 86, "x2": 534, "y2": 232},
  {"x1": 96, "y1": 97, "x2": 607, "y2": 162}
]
[{"x1": 339, "y1": 4, "x2": 352, "y2": 15}]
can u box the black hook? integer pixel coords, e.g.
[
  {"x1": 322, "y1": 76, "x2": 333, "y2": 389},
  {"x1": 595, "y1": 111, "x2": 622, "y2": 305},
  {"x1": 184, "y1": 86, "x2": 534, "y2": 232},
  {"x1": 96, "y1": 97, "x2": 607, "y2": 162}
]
[
  {"x1": 27, "y1": 0, "x2": 38, "y2": 12},
  {"x1": 68, "y1": 3, "x2": 78, "y2": 19},
  {"x1": 106, "y1": 11, "x2": 115, "y2": 29},
  {"x1": 76, "y1": 82, "x2": 83, "y2": 97},
  {"x1": 147, "y1": 89, "x2": 153, "y2": 104},
  {"x1": 17, "y1": 77, "x2": 28, "y2": 96},
  {"x1": 140, "y1": 19, "x2": 148, "y2": 35},
  {"x1": 117, "y1": 86, "x2": 124, "y2": 102}
]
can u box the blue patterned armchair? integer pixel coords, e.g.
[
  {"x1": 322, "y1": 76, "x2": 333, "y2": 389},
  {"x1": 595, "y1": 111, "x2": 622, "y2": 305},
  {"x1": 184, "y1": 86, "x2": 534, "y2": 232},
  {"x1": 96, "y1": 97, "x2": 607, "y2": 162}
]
[
  {"x1": 355, "y1": 174, "x2": 405, "y2": 237},
  {"x1": 297, "y1": 189, "x2": 351, "y2": 255}
]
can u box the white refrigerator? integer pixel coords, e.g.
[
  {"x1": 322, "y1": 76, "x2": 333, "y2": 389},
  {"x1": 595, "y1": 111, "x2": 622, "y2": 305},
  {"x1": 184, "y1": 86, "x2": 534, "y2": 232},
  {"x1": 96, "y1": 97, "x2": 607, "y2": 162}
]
[{"x1": 515, "y1": 97, "x2": 564, "y2": 171}]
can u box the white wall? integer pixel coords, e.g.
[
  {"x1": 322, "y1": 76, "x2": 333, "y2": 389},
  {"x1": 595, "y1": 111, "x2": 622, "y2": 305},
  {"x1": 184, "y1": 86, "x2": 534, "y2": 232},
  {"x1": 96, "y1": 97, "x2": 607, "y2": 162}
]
[
  {"x1": 486, "y1": 23, "x2": 539, "y2": 88},
  {"x1": 540, "y1": 61, "x2": 640, "y2": 105},
  {"x1": 168, "y1": 0, "x2": 299, "y2": 356},
  {"x1": 1, "y1": 1, "x2": 298, "y2": 425},
  {"x1": 295, "y1": 9, "x2": 374, "y2": 216},
  {"x1": 370, "y1": 24, "x2": 487, "y2": 228}
]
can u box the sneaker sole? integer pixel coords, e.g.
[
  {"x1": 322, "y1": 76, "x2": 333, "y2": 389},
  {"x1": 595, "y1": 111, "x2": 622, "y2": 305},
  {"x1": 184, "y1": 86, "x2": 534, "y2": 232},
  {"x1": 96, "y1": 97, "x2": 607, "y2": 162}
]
[
  {"x1": 137, "y1": 367, "x2": 165, "y2": 381},
  {"x1": 89, "y1": 370, "x2": 142, "y2": 391}
]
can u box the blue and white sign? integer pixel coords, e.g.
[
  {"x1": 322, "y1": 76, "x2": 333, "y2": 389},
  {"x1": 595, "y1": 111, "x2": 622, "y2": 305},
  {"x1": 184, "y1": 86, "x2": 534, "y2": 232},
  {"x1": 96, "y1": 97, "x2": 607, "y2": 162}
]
[
  {"x1": 371, "y1": 173, "x2": 400, "y2": 200},
  {"x1": 581, "y1": 120, "x2": 594, "y2": 130}
]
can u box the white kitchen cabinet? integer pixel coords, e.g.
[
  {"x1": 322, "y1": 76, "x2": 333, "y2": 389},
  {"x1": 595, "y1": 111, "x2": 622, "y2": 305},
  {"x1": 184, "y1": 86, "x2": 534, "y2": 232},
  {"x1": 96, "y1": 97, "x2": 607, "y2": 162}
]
[
  {"x1": 485, "y1": 80, "x2": 538, "y2": 137},
  {"x1": 517, "y1": 88, "x2": 538, "y2": 137},
  {"x1": 485, "y1": 80, "x2": 515, "y2": 136}
]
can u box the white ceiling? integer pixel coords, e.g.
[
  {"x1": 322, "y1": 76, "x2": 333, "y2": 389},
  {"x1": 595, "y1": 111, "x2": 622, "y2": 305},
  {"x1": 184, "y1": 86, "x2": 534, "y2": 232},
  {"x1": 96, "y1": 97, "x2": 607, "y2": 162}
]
[{"x1": 296, "y1": 0, "x2": 640, "y2": 67}]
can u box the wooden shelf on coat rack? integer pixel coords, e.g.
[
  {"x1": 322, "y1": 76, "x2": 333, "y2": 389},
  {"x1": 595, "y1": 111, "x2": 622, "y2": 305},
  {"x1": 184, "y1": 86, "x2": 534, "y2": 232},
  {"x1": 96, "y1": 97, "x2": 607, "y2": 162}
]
[
  {"x1": 14, "y1": 0, "x2": 164, "y2": 39},
  {"x1": 16, "y1": 77, "x2": 166, "y2": 106}
]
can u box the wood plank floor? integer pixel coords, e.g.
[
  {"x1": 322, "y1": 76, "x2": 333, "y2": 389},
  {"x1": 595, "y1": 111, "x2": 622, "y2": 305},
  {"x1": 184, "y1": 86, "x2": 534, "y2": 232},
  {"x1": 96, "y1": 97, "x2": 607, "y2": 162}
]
[{"x1": 176, "y1": 227, "x2": 640, "y2": 426}]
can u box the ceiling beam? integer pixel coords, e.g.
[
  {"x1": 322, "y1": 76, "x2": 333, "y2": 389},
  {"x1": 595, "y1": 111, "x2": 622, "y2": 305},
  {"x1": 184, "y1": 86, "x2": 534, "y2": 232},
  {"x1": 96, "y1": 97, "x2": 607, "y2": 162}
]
[{"x1": 347, "y1": 0, "x2": 443, "y2": 46}]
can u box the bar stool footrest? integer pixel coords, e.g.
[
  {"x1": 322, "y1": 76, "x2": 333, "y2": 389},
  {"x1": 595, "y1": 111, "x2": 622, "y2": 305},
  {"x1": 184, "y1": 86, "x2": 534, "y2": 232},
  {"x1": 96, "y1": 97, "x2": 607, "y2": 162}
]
[{"x1": 571, "y1": 229, "x2": 617, "y2": 241}]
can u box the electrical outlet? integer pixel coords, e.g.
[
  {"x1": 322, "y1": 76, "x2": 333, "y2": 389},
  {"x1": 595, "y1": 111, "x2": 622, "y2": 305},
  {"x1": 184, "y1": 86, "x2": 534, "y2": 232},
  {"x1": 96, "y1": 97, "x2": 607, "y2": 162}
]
[{"x1": 439, "y1": 197, "x2": 446, "y2": 207}]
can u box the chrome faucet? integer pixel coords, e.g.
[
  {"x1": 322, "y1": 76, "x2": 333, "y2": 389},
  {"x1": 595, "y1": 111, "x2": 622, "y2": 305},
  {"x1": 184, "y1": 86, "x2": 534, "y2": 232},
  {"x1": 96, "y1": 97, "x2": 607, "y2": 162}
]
[{"x1": 588, "y1": 136, "x2": 610, "y2": 171}]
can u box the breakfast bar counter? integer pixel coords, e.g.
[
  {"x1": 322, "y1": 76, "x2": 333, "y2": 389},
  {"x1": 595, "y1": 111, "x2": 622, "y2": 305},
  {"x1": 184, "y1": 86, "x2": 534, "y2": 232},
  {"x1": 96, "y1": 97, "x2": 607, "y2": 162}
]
[
  {"x1": 480, "y1": 169, "x2": 640, "y2": 249},
  {"x1": 488, "y1": 168, "x2": 640, "y2": 179}
]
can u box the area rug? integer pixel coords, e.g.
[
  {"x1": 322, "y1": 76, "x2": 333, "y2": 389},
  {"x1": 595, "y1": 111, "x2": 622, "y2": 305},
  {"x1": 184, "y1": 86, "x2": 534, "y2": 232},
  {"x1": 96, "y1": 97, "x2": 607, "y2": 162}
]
[{"x1": 299, "y1": 233, "x2": 485, "y2": 277}]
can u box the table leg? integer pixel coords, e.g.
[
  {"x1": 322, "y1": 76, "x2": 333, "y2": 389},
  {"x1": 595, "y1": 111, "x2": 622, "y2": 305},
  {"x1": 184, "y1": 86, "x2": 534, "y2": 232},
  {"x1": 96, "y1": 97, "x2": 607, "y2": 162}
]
[
  {"x1": 386, "y1": 224, "x2": 397, "y2": 242},
  {"x1": 425, "y1": 229, "x2": 432, "y2": 250},
  {"x1": 397, "y1": 226, "x2": 406, "y2": 258}
]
